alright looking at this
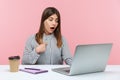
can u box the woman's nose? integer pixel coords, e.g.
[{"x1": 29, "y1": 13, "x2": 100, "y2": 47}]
[{"x1": 52, "y1": 21, "x2": 57, "y2": 26}]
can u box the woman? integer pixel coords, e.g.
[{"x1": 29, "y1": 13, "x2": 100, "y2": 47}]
[{"x1": 22, "y1": 7, "x2": 72, "y2": 65}]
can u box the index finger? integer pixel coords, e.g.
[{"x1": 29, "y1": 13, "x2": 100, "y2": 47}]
[{"x1": 43, "y1": 42, "x2": 48, "y2": 46}]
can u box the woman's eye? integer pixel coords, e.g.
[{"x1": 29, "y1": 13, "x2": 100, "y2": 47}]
[
  {"x1": 48, "y1": 18, "x2": 53, "y2": 21},
  {"x1": 49, "y1": 19, "x2": 52, "y2": 21},
  {"x1": 55, "y1": 19, "x2": 58, "y2": 22}
]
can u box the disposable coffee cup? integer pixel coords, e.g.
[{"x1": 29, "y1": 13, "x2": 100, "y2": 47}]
[{"x1": 8, "y1": 56, "x2": 20, "y2": 72}]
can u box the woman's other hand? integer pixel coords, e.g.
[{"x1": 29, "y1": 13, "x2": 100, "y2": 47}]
[{"x1": 35, "y1": 42, "x2": 47, "y2": 53}]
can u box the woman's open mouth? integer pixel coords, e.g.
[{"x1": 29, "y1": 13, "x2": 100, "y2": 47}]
[{"x1": 50, "y1": 27, "x2": 55, "y2": 29}]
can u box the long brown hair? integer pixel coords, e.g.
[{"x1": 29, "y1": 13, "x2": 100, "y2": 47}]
[{"x1": 35, "y1": 7, "x2": 62, "y2": 48}]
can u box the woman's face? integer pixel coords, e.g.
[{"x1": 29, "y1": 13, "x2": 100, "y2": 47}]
[{"x1": 44, "y1": 14, "x2": 58, "y2": 35}]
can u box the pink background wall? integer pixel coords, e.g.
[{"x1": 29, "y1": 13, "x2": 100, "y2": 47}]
[{"x1": 0, "y1": 0, "x2": 120, "y2": 64}]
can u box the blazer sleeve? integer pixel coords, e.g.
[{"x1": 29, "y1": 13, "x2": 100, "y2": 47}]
[
  {"x1": 61, "y1": 36, "x2": 73, "y2": 65},
  {"x1": 22, "y1": 35, "x2": 40, "y2": 65}
]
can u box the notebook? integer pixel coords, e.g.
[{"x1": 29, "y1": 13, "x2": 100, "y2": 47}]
[
  {"x1": 19, "y1": 68, "x2": 48, "y2": 74},
  {"x1": 52, "y1": 43, "x2": 112, "y2": 76}
]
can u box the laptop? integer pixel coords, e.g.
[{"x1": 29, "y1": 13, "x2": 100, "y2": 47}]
[{"x1": 52, "y1": 43, "x2": 113, "y2": 76}]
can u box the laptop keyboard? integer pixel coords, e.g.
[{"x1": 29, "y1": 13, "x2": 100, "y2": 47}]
[
  {"x1": 62, "y1": 67, "x2": 70, "y2": 72},
  {"x1": 64, "y1": 69, "x2": 70, "y2": 72}
]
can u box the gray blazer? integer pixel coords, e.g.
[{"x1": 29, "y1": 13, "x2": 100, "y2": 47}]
[{"x1": 22, "y1": 34, "x2": 72, "y2": 65}]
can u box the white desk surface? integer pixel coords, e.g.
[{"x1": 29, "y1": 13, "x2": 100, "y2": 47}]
[{"x1": 0, "y1": 65, "x2": 120, "y2": 80}]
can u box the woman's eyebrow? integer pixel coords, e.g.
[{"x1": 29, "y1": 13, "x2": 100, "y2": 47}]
[
  {"x1": 49, "y1": 17, "x2": 53, "y2": 19},
  {"x1": 49, "y1": 16, "x2": 58, "y2": 19}
]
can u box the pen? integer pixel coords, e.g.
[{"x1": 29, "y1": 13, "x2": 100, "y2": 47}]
[{"x1": 25, "y1": 68, "x2": 41, "y2": 70}]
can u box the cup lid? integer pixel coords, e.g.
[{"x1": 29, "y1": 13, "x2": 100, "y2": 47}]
[{"x1": 8, "y1": 56, "x2": 20, "y2": 60}]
